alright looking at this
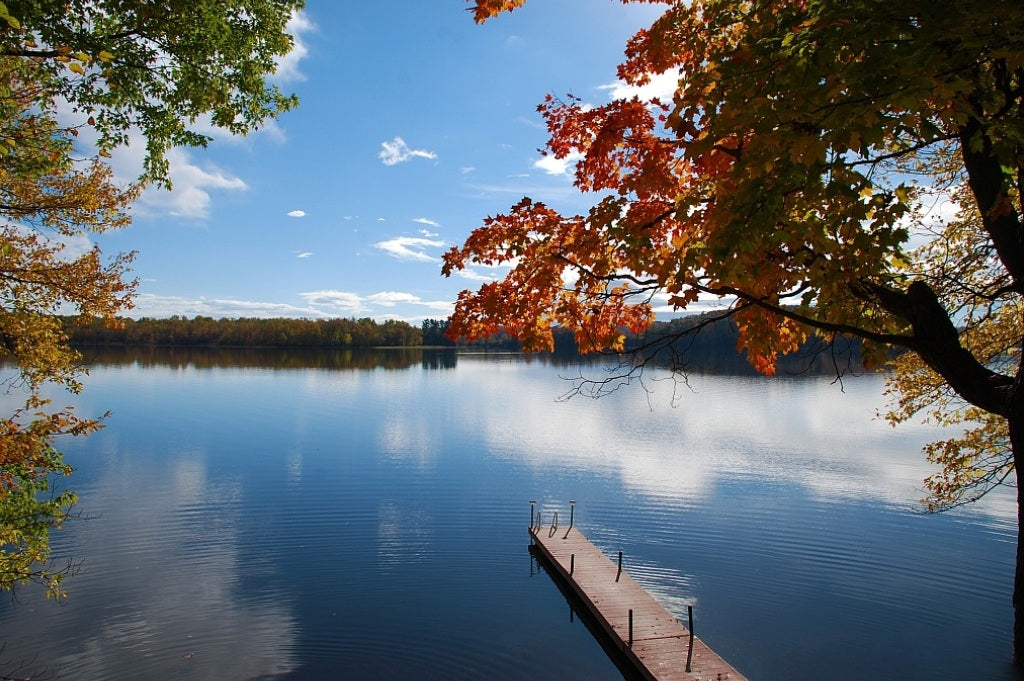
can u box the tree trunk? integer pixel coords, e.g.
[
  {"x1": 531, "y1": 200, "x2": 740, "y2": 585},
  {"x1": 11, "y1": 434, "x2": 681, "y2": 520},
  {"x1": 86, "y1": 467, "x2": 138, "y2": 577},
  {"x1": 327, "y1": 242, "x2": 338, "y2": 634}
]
[{"x1": 1011, "y1": 412, "x2": 1024, "y2": 667}]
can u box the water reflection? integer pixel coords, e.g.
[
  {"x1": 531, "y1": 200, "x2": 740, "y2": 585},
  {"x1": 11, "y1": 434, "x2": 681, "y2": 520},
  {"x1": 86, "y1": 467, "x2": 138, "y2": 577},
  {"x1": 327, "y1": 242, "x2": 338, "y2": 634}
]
[
  {"x1": 74, "y1": 345, "x2": 459, "y2": 372},
  {"x1": 455, "y1": 356, "x2": 1016, "y2": 523},
  {"x1": 0, "y1": 349, "x2": 1015, "y2": 681},
  {"x1": 0, "y1": 441, "x2": 299, "y2": 680}
]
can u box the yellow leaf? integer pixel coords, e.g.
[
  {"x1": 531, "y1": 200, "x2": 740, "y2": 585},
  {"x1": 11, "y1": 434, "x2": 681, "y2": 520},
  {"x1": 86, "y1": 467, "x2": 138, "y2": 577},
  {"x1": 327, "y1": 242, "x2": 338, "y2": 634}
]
[{"x1": 69, "y1": 62, "x2": 85, "y2": 76}]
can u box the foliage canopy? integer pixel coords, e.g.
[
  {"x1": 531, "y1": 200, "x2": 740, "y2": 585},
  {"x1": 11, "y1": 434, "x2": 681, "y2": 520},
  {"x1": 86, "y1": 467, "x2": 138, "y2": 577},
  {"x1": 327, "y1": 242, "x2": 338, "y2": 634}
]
[
  {"x1": 0, "y1": 0, "x2": 303, "y2": 596},
  {"x1": 453, "y1": 0, "x2": 1024, "y2": 662},
  {"x1": 0, "y1": 0, "x2": 304, "y2": 183}
]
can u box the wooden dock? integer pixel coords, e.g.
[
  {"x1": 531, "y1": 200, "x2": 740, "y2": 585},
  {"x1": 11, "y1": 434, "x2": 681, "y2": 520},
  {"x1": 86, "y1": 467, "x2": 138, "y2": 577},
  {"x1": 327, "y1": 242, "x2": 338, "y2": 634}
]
[{"x1": 530, "y1": 513, "x2": 748, "y2": 681}]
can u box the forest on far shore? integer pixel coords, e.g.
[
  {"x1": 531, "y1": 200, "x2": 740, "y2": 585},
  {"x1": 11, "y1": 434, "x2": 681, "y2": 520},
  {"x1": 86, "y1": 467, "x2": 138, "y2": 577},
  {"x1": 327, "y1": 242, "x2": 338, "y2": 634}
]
[{"x1": 62, "y1": 313, "x2": 863, "y2": 375}]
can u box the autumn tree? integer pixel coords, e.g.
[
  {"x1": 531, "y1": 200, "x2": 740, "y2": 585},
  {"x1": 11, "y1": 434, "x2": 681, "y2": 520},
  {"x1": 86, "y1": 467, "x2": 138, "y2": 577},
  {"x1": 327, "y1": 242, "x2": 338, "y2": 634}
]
[
  {"x1": 0, "y1": 54, "x2": 137, "y2": 594},
  {"x1": 0, "y1": 0, "x2": 304, "y2": 183},
  {"x1": 0, "y1": 0, "x2": 304, "y2": 594},
  {"x1": 449, "y1": 0, "x2": 1024, "y2": 664}
]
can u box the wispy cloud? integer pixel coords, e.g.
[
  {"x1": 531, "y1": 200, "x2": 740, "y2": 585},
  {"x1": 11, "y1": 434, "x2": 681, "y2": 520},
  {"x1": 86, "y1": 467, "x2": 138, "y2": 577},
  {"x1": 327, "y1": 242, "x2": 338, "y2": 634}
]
[
  {"x1": 299, "y1": 290, "x2": 365, "y2": 313},
  {"x1": 366, "y1": 291, "x2": 423, "y2": 307},
  {"x1": 7, "y1": 223, "x2": 95, "y2": 262},
  {"x1": 287, "y1": 210, "x2": 306, "y2": 218},
  {"x1": 446, "y1": 255, "x2": 518, "y2": 284},
  {"x1": 379, "y1": 137, "x2": 437, "y2": 166},
  {"x1": 131, "y1": 294, "x2": 328, "y2": 319},
  {"x1": 598, "y1": 70, "x2": 680, "y2": 102},
  {"x1": 533, "y1": 151, "x2": 583, "y2": 176},
  {"x1": 272, "y1": 11, "x2": 314, "y2": 83},
  {"x1": 139, "y1": 148, "x2": 248, "y2": 218},
  {"x1": 129, "y1": 289, "x2": 454, "y2": 321},
  {"x1": 296, "y1": 251, "x2": 313, "y2": 259},
  {"x1": 453, "y1": 267, "x2": 496, "y2": 283},
  {"x1": 299, "y1": 290, "x2": 452, "y2": 315},
  {"x1": 366, "y1": 292, "x2": 453, "y2": 313},
  {"x1": 374, "y1": 236, "x2": 446, "y2": 262},
  {"x1": 412, "y1": 218, "x2": 440, "y2": 237}
]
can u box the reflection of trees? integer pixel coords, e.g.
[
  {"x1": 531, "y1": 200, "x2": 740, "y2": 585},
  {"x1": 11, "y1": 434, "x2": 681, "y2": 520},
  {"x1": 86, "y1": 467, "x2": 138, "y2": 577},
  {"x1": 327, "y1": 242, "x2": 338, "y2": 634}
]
[
  {"x1": 66, "y1": 313, "x2": 862, "y2": 376},
  {"x1": 627, "y1": 315, "x2": 864, "y2": 377},
  {"x1": 76, "y1": 346, "x2": 461, "y2": 372}
]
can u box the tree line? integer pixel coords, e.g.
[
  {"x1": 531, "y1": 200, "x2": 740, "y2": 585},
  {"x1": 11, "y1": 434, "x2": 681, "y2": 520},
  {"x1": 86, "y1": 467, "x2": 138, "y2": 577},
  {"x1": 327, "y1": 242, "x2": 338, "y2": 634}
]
[
  {"x1": 64, "y1": 313, "x2": 860, "y2": 375},
  {"x1": 67, "y1": 315, "x2": 426, "y2": 348}
]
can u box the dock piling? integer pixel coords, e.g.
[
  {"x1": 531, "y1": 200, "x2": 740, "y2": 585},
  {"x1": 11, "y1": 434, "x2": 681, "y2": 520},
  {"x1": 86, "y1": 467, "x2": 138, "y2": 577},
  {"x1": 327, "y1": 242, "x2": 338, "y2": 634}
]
[
  {"x1": 628, "y1": 608, "x2": 634, "y2": 648},
  {"x1": 616, "y1": 551, "x2": 623, "y2": 582},
  {"x1": 686, "y1": 605, "x2": 695, "y2": 672}
]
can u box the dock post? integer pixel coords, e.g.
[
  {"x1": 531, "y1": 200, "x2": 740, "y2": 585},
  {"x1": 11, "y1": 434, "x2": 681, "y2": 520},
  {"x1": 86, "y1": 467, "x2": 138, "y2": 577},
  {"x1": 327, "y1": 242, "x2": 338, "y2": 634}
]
[
  {"x1": 686, "y1": 605, "x2": 694, "y2": 672},
  {"x1": 616, "y1": 551, "x2": 623, "y2": 582},
  {"x1": 569, "y1": 500, "x2": 575, "y2": 529},
  {"x1": 530, "y1": 500, "x2": 536, "y2": 529},
  {"x1": 570, "y1": 553, "x2": 575, "y2": 577},
  {"x1": 628, "y1": 609, "x2": 633, "y2": 648}
]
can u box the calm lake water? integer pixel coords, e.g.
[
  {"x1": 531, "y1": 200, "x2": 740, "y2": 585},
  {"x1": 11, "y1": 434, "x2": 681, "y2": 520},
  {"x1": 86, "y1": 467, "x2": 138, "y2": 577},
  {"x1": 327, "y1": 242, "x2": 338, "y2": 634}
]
[{"x1": 0, "y1": 349, "x2": 1018, "y2": 680}]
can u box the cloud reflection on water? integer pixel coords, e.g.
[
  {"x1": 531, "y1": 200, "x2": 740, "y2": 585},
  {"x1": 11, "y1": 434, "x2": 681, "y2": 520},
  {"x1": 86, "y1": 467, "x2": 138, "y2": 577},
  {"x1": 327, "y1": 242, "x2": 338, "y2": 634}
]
[
  {"x1": 455, "y1": 359, "x2": 1016, "y2": 524},
  {"x1": 0, "y1": 445, "x2": 299, "y2": 681}
]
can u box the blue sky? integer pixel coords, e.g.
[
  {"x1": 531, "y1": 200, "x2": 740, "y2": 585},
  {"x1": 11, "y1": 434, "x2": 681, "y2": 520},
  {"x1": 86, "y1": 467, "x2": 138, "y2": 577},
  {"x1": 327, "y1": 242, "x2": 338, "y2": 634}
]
[{"x1": 91, "y1": 1, "x2": 670, "y2": 323}]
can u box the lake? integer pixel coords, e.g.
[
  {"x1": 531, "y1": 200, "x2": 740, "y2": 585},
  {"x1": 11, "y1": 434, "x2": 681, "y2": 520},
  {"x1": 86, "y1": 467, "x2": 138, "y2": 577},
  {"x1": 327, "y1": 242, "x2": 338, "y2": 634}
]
[{"x1": 0, "y1": 348, "x2": 1017, "y2": 680}]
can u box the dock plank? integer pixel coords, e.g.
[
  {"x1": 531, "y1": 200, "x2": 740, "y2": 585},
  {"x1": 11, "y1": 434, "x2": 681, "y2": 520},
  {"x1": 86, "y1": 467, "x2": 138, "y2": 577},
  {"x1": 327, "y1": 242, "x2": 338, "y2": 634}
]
[{"x1": 531, "y1": 524, "x2": 748, "y2": 681}]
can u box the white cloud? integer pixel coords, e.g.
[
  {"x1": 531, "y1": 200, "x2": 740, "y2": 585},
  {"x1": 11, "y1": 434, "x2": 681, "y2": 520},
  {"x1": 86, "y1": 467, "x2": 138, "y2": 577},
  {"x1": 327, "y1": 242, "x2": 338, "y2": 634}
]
[
  {"x1": 421, "y1": 300, "x2": 455, "y2": 312},
  {"x1": 89, "y1": 135, "x2": 245, "y2": 219},
  {"x1": 599, "y1": 69, "x2": 680, "y2": 102},
  {"x1": 128, "y1": 289, "x2": 455, "y2": 322},
  {"x1": 130, "y1": 294, "x2": 328, "y2": 319},
  {"x1": 374, "y1": 236, "x2": 446, "y2": 262},
  {"x1": 272, "y1": 11, "x2": 314, "y2": 83},
  {"x1": 366, "y1": 291, "x2": 423, "y2": 307},
  {"x1": 412, "y1": 217, "x2": 439, "y2": 227},
  {"x1": 298, "y1": 290, "x2": 365, "y2": 313},
  {"x1": 296, "y1": 251, "x2": 313, "y2": 259},
  {"x1": 181, "y1": 111, "x2": 287, "y2": 145},
  {"x1": 138, "y1": 149, "x2": 248, "y2": 218},
  {"x1": 297, "y1": 290, "x2": 452, "y2": 316},
  {"x1": 5, "y1": 223, "x2": 95, "y2": 263},
  {"x1": 419, "y1": 228, "x2": 439, "y2": 238},
  {"x1": 287, "y1": 210, "x2": 306, "y2": 218},
  {"x1": 454, "y1": 267, "x2": 496, "y2": 283},
  {"x1": 366, "y1": 292, "x2": 453, "y2": 313},
  {"x1": 533, "y1": 151, "x2": 583, "y2": 176},
  {"x1": 379, "y1": 137, "x2": 437, "y2": 166}
]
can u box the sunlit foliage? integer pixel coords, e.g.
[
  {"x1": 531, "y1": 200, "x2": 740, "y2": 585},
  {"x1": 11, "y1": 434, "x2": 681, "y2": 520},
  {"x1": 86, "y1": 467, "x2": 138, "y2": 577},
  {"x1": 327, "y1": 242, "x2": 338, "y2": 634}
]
[
  {"x1": 454, "y1": 0, "x2": 1024, "y2": 661},
  {"x1": 0, "y1": 0, "x2": 303, "y2": 596},
  {"x1": 0, "y1": 0, "x2": 304, "y2": 184},
  {"x1": 0, "y1": 54, "x2": 136, "y2": 596}
]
